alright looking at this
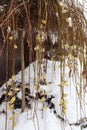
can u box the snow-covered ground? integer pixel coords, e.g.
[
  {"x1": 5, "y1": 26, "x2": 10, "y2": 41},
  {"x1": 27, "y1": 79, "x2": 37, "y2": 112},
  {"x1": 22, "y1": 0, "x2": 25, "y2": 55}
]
[{"x1": 0, "y1": 59, "x2": 87, "y2": 130}]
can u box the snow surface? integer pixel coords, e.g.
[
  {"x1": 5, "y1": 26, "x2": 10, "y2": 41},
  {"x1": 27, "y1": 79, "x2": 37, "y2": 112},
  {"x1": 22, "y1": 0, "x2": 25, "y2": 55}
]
[{"x1": 0, "y1": 59, "x2": 87, "y2": 130}]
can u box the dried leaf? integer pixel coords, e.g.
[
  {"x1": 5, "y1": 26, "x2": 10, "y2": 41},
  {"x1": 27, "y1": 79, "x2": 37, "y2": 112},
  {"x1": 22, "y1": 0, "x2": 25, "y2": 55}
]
[
  {"x1": 68, "y1": 53, "x2": 74, "y2": 60},
  {"x1": 12, "y1": 122, "x2": 16, "y2": 128},
  {"x1": 25, "y1": 85, "x2": 29, "y2": 89},
  {"x1": 62, "y1": 108, "x2": 67, "y2": 115},
  {"x1": 64, "y1": 44, "x2": 69, "y2": 49},
  {"x1": 10, "y1": 97, "x2": 16, "y2": 104},
  {"x1": 7, "y1": 82, "x2": 11, "y2": 87},
  {"x1": 44, "y1": 74, "x2": 46, "y2": 79},
  {"x1": 36, "y1": 35, "x2": 40, "y2": 41},
  {"x1": 63, "y1": 93, "x2": 68, "y2": 98},
  {"x1": 63, "y1": 99, "x2": 68, "y2": 105},
  {"x1": 8, "y1": 91, "x2": 13, "y2": 96},
  {"x1": 41, "y1": 20, "x2": 46, "y2": 25},
  {"x1": 14, "y1": 44, "x2": 18, "y2": 49},
  {"x1": 59, "y1": 99, "x2": 64, "y2": 106},
  {"x1": 44, "y1": 91, "x2": 49, "y2": 95},
  {"x1": 38, "y1": 87, "x2": 43, "y2": 91},
  {"x1": 40, "y1": 97, "x2": 45, "y2": 102},
  {"x1": 62, "y1": 9, "x2": 68, "y2": 14},
  {"x1": 9, "y1": 115, "x2": 15, "y2": 120},
  {"x1": 43, "y1": 105, "x2": 47, "y2": 110},
  {"x1": 58, "y1": 80, "x2": 68, "y2": 87},
  {"x1": 9, "y1": 36, "x2": 13, "y2": 40},
  {"x1": 58, "y1": 1, "x2": 66, "y2": 8},
  {"x1": 14, "y1": 87, "x2": 20, "y2": 92},
  {"x1": 34, "y1": 45, "x2": 39, "y2": 51},
  {"x1": 12, "y1": 75, "x2": 16, "y2": 81},
  {"x1": 7, "y1": 104, "x2": 14, "y2": 110},
  {"x1": 13, "y1": 112, "x2": 18, "y2": 117}
]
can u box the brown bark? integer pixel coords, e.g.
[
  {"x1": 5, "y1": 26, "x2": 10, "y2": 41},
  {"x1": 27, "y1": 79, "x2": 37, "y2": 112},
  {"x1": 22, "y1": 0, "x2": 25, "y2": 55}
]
[{"x1": 20, "y1": 30, "x2": 25, "y2": 112}]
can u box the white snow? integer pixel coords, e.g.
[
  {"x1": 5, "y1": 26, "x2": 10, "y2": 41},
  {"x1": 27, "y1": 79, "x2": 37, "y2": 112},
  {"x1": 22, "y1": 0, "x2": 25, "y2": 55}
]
[{"x1": 0, "y1": 59, "x2": 87, "y2": 130}]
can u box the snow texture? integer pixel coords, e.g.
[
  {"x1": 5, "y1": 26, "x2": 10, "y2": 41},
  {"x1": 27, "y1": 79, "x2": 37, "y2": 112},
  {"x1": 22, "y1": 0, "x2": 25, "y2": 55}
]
[{"x1": 0, "y1": 59, "x2": 87, "y2": 130}]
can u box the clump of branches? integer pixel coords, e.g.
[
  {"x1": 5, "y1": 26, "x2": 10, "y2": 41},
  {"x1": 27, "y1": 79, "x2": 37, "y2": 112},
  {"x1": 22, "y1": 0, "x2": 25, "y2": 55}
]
[{"x1": 0, "y1": 0, "x2": 87, "y2": 130}]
